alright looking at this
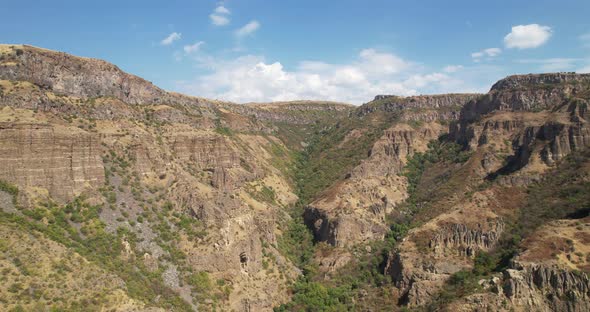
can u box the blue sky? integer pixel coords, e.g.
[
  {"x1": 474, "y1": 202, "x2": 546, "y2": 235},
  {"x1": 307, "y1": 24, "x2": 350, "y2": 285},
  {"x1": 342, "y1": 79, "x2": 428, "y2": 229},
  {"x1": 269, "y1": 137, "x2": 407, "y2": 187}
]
[{"x1": 1, "y1": 0, "x2": 590, "y2": 104}]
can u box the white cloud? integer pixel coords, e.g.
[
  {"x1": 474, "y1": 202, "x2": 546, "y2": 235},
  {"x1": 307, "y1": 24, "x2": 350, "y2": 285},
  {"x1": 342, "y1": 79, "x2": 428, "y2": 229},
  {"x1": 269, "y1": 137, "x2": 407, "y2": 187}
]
[
  {"x1": 504, "y1": 24, "x2": 552, "y2": 49},
  {"x1": 404, "y1": 73, "x2": 449, "y2": 89},
  {"x1": 358, "y1": 48, "x2": 410, "y2": 75},
  {"x1": 235, "y1": 20, "x2": 260, "y2": 37},
  {"x1": 210, "y1": 14, "x2": 230, "y2": 26},
  {"x1": 175, "y1": 49, "x2": 491, "y2": 104},
  {"x1": 210, "y1": 5, "x2": 231, "y2": 26},
  {"x1": 215, "y1": 6, "x2": 230, "y2": 14},
  {"x1": 578, "y1": 65, "x2": 590, "y2": 73},
  {"x1": 483, "y1": 48, "x2": 502, "y2": 56},
  {"x1": 183, "y1": 41, "x2": 205, "y2": 54},
  {"x1": 443, "y1": 65, "x2": 463, "y2": 73},
  {"x1": 471, "y1": 48, "x2": 502, "y2": 62},
  {"x1": 161, "y1": 32, "x2": 181, "y2": 45},
  {"x1": 471, "y1": 52, "x2": 484, "y2": 59}
]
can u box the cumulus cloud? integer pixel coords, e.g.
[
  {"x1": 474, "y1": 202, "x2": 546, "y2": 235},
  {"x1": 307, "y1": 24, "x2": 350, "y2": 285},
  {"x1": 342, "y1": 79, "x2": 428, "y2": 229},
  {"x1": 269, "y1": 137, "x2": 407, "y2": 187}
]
[
  {"x1": 504, "y1": 24, "x2": 552, "y2": 49},
  {"x1": 161, "y1": 32, "x2": 181, "y2": 45},
  {"x1": 516, "y1": 58, "x2": 580, "y2": 71},
  {"x1": 174, "y1": 49, "x2": 487, "y2": 104},
  {"x1": 235, "y1": 20, "x2": 260, "y2": 37},
  {"x1": 471, "y1": 48, "x2": 502, "y2": 62},
  {"x1": 210, "y1": 5, "x2": 230, "y2": 26},
  {"x1": 183, "y1": 41, "x2": 205, "y2": 54}
]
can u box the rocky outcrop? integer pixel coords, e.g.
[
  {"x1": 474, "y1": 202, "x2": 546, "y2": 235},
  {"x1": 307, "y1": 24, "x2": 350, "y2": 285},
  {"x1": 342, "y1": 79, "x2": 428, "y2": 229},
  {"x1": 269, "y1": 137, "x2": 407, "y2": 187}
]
[
  {"x1": 384, "y1": 219, "x2": 506, "y2": 306},
  {"x1": 503, "y1": 262, "x2": 590, "y2": 311},
  {"x1": 430, "y1": 221, "x2": 504, "y2": 257},
  {"x1": 384, "y1": 248, "x2": 457, "y2": 307},
  {"x1": 454, "y1": 217, "x2": 590, "y2": 311},
  {"x1": 450, "y1": 263, "x2": 590, "y2": 312},
  {"x1": 382, "y1": 184, "x2": 524, "y2": 307}
]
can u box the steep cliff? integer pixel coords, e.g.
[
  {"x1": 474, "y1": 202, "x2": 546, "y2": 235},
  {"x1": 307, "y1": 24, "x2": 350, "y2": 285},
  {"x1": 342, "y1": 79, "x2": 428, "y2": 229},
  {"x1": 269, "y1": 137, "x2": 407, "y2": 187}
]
[
  {"x1": 449, "y1": 217, "x2": 590, "y2": 312},
  {"x1": 453, "y1": 73, "x2": 590, "y2": 177},
  {"x1": 0, "y1": 120, "x2": 105, "y2": 203}
]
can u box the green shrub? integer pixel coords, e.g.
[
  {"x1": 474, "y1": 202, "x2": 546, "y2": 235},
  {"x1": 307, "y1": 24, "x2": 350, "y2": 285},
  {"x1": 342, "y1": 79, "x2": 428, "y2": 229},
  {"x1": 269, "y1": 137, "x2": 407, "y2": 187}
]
[
  {"x1": 188, "y1": 271, "x2": 211, "y2": 293},
  {"x1": 0, "y1": 180, "x2": 19, "y2": 205},
  {"x1": 215, "y1": 126, "x2": 233, "y2": 136},
  {"x1": 0, "y1": 180, "x2": 18, "y2": 196},
  {"x1": 274, "y1": 278, "x2": 352, "y2": 311}
]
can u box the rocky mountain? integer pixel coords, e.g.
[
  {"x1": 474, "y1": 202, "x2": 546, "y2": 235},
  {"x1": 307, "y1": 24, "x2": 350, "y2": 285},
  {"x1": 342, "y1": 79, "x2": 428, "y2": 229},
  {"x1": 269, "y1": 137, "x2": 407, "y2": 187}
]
[
  {"x1": 0, "y1": 44, "x2": 589, "y2": 312},
  {"x1": 382, "y1": 72, "x2": 590, "y2": 310}
]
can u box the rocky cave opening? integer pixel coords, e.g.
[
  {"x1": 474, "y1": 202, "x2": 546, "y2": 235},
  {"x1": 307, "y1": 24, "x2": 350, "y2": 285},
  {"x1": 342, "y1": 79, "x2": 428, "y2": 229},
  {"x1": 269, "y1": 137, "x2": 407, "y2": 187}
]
[{"x1": 239, "y1": 252, "x2": 248, "y2": 268}]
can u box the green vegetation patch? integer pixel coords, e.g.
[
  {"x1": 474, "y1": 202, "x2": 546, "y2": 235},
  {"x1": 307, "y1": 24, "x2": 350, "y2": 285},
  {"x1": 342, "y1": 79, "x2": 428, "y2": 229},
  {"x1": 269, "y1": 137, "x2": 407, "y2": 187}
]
[
  {"x1": 277, "y1": 202, "x2": 315, "y2": 270},
  {"x1": 0, "y1": 198, "x2": 192, "y2": 311},
  {"x1": 398, "y1": 137, "x2": 472, "y2": 221},
  {"x1": 296, "y1": 111, "x2": 399, "y2": 203}
]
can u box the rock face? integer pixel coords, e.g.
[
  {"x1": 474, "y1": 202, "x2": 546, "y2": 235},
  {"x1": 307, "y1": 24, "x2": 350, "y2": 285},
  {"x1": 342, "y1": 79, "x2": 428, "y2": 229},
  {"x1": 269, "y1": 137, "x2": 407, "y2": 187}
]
[
  {"x1": 449, "y1": 218, "x2": 590, "y2": 312},
  {"x1": 169, "y1": 133, "x2": 250, "y2": 190},
  {"x1": 503, "y1": 263, "x2": 590, "y2": 312},
  {"x1": 429, "y1": 221, "x2": 504, "y2": 257},
  {"x1": 384, "y1": 196, "x2": 511, "y2": 307},
  {"x1": 305, "y1": 94, "x2": 477, "y2": 248},
  {"x1": 0, "y1": 122, "x2": 105, "y2": 202}
]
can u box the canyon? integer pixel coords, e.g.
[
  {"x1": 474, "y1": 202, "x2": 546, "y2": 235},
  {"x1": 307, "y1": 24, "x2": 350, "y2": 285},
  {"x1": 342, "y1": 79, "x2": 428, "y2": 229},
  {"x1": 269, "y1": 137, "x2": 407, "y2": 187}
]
[{"x1": 0, "y1": 44, "x2": 589, "y2": 311}]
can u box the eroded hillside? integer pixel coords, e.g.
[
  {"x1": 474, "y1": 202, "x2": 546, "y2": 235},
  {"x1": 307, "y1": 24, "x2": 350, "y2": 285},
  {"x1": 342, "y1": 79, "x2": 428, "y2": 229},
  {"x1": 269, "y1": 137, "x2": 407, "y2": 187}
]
[{"x1": 0, "y1": 44, "x2": 350, "y2": 311}]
